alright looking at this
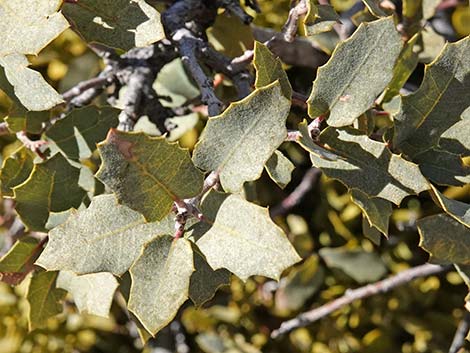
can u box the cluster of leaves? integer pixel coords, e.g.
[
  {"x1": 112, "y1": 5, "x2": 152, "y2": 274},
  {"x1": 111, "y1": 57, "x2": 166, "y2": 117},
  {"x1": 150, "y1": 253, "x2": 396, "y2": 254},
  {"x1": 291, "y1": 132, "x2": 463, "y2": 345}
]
[{"x1": 0, "y1": 0, "x2": 470, "y2": 352}]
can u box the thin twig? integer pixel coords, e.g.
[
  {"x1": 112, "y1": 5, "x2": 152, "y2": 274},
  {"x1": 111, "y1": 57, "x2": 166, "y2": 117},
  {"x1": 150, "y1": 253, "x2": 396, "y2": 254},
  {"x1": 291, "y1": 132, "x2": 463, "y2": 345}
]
[
  {"x1": 62, "y1": 75, "x2": 112, "y2": 102},
  {"x1": 0, "y1": 122, "x2": 10, "y2": 135},
  {"x1": 449, "y1": 312, "x2": 470, "y2": 353},
  {"x1": 271, "y1": 263, "x2": 451, "y2": 338},
  {"x1": 16, "y1": 131, "x2": 48, "y2": 159},
  {"x1": 270, "y1": 168, "x2": 321, "y2": 218}
]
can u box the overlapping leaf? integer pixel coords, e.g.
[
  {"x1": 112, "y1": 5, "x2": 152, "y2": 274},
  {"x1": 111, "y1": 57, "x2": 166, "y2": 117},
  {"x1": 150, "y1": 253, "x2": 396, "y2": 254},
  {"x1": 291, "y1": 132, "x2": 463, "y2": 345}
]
[
  {"x1": 0, "y1": 147, "x2": 34, "y2": 197},
  {"x1": 27, "y1": 271, "x2": 66, "y2": 330},
  {"x1": 351, "y1": 189, "x2": 392, "y2": 236},
  {"x1": 36, "y1": 195, "x2": 174, "y2": 275},
  {"x1": 63, "y1": 0, "x2": 164, "y2": 51},
  {"x1": 304, "y1": 2, "x2": 339, "y2": 35},
  {"x1": 307, "y1": 17, "x2": 402, "y2": 126},
  {"x1": 57, "y1": 271, "x2": 119, "y2": 317},
  {"x1": 306, "y1": 127, "x2": 429, "y2": 205},
  {"x1": 189, "y1": 248, "x2": 231, "y2": 307},
  {"x1": 46, "y1": 106, "x2": 119, "y2": 160},
  {"x1": 393, "y1": 37, "x2": 470, "y2": 157},
  {"x1": 129, "y1": 236, "x2": 194, "y2": 335},
  {"x1": 0, "y1": 0, "x2": 68, "y2": 110},
  {"x1": 195, "y1": 190, "x2": 301, "y2": 281},
  {"x1": 193, "y1": 82, "x2": 290, "y2": 193},
  {"x1": 0, "y1": 237, "x2": 39, "y2": 285},
  {"x1": 253, "y1": 42, "x2": 292, "y2": 98},
  {"x1": 265, "y1": 150, "x2": 295, "y2": 189},
  {"x1": 13, "y1": 153, "x2": 86, "y2": 231},
  {"x1": 418, "y1": 214, "x2": 470, "y2": 265},
  {"x1": 96, "y1": 130, "x2": 203, "y2": 222},
  {"x1": 431, "y1": 186, "x2": 470, "y2": 228}
]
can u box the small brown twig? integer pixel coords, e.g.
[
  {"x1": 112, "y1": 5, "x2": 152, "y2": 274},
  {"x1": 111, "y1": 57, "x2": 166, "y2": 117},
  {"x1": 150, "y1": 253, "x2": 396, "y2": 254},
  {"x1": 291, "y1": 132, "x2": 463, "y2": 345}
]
[
  {"x1": 271, "y1": 263, "x2": 450, "y2": 338},
  {"x1": 16, "y1": 131, "x2": 48, "y2": 159}
]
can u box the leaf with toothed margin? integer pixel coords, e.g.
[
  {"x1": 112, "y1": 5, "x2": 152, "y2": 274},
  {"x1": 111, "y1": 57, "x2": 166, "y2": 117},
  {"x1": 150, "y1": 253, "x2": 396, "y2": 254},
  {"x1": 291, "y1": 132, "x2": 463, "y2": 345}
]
[
  {"x1": 0, "y1": 0, "x2": 68, "y2": 111},
  {"x1": 129, "y1": 236, "x2": 194, "y2": 336},
  {"x1": 96, "y1": 129, "x2": 204, "y2": 222},
  {"x1": 307, "y1": 17, "x2": 402, "y2": 126},
  {"x1": 303, "y1": 2, "x2": 339, "y2": 36},
  {"x1": 27, "y1": 271, "x2": 66, "y2": 330},
  {"x1": 430, "y1": 186, "x2": 470, "y2": 228},
  {"x1": 189, "y1": 247, "x2": 231, "y2": 307},
  {"x1": 265, "y1": 150, "x2": 295, "y2": 189},
  {"x1": 351, "y1": 189, "x2": 392, "y2": 236},
  {"x1": 418, "y1": 213, "x2": 470, "y2": 265},
  {"x1": 195, "y1": 190, "x2": 301, "y2": 281},
  {"x1": 253, "y1": 42, "x2": 292, "y2": 99},
  {"x1": 46, "y1": 106, "x2": 119, "y2": 160},
  {"x1": 0, "y1": 147, "x2": 35, "y2": 197},
  {"x1": 57, "y1": 271, "x2": 118, "y2": 318},
  {"x1": 12, "y1": 153, "x2": 86, "y2": 232},
  {"x1": 62, "y1": 0, "x2": 164, "y2": 52},
  {"x1": 361, "y1": 0, "x2": 391, "y2": 17},
  {"x1": 393, "y1": 37, "x2": 470, "y2": 158},
  {"x1": 193, "y1": 82, "x2": 290, "y2": 193},
  {"x1": 0, "y1": 237, "x2": 39, "y2": 285},
  {"x1": 36, "y1": 194, "x2": 174, "y2": 276},
  {"x1": 308, "y1": 127, "x2": 429, "y2": 205}
]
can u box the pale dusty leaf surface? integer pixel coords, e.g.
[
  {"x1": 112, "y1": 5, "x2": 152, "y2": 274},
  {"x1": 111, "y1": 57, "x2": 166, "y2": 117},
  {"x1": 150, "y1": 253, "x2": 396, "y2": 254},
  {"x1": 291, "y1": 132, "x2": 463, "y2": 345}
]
[
  {"x1": 265, "y1": 150, "x2": 295, "y2": 189},
  {"x1": 129, "y1": 236, "x2": 194, "y2": 335},
  {"x1": 36, "y1": 195, "x2": 174, "y2": 275},
  {"x1": 194, "y1": 82, "x2": 290, "y2": 193}
]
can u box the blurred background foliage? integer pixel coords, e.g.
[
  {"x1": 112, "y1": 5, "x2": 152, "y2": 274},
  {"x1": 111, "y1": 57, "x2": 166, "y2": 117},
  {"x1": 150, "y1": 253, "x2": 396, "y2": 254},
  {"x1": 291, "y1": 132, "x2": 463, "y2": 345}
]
[{"x1": 1, "y1": 0, "x2": 470, "y2": 352}]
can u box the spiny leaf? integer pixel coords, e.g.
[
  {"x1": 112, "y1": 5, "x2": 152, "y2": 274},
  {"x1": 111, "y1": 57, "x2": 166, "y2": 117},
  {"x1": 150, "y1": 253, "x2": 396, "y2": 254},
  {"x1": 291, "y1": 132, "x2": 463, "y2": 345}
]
[
  {"x1": 382, "y1": 34, "x2": 419, "y2": 103},
  {"x1": 362, "y1": 217, "x2": 382, "y2": 245},
  {"x1": 195, "y1": 190, "x2": 301, "y2": 281},
  {"x1": 431, "y1": 186, "x2": 470, "y2": 228},
  {"x1": 0, "y1": 237, "x2": 39, "y2": 285},
  {"x1": 303, "y1": 2, "x2": 339, "y2": 35},
  {"x1": 319, "y1": 247, "x2": 387, "y2": 283},
  {"x1": 0, "y1": 0, "x2": 68, "y2": 110},
  {"x1": 274, "y1": 255, "x2": 324, "y2": 313},
  {"x1": 439, "y1": 115, "x2": 470, "y2": 157},
  {"x1": 36, "y1": 194, "x2": 174, "y2": 276},
  {"x1": 308, "y1": 127, "x2": 429, "y2": 205},
  {"x1": 63, "y1": 0, "x2": 164, "y2": 51},
  {"x1": 129, "y1": 236, "x2": 194, "y2": 335},
  {"x1": 193, "y1": 82, "x2": 290, "y2": 193},
  {"x1": 13, "y1": 153, "x2": 86, "y2": 232},
  {"x1": 418, "y1": 213, "x2": 470, "y2": 265},
  {"x1": 5, "y1": 110, "x2": 51, "y2": 134},
  {"x1": 57, "y1": 271, "x2": 119, "y2": 318},
  {"x1": 46, "y1": 106, "x2": 119, "y2": 160},
  {"x1": 96, "y1": 129, "x2": 204, "y2": 222},
  {"x1": 361, "y1": 0, "x2": 390, "y2": 17},
  {"x1": 351, "y1": 189, "x2": 392, "y2": 236},
  {"x1": 265, "y1": 150, "x2": 295, "y2": 189},
  {"x1": 0, "y1": 147, "x2": 35, "y2": 197},
  {"x1": 27, "y1": 271, "x2": 66, "y2": 330},
  {"x1": 189, "y1": 247, "x2": 231, "y2": 307},
  {"x1": 393, "y1": 37, "x2": 470, "y2": 157},
  {"x1": 295, "y1": 120, "x2": 339, "y2": 160},
  {"x1": 254, "y1": 42, "x2": 292, "y2": 99},
  {"x1": 307, "y1": 17, "x2": 402, "y2": 126},
  {"x1": 413, "y1": 148, "x2": 470, "y2": 186}
]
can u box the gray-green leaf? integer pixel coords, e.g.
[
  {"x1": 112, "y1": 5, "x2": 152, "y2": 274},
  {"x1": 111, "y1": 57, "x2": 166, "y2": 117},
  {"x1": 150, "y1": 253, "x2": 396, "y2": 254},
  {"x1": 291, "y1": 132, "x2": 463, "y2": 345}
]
[
  {"x1": 129, "y1": 236, "x2": 194, "y2": 335},
  {"x1": 308, "y1": 17, "x2": 402, "y2": 126},
  {"x1": 193, "y1": 82, "x2": 290, "y2": 193},
  {"x1": 265, "y1": 150, "x2": 295, "y2": 189}
]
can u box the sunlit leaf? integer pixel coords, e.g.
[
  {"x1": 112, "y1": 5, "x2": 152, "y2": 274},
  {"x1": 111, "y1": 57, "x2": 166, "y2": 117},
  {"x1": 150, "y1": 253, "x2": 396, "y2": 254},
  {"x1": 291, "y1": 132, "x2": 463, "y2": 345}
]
[
  {"x1": 129, "y1": 236, "x2": 194, "y2": 335},
  {"x1": 96, "y1": 129, "x2": 203, "y2": 222},
  {"x1": 63, "y1": 0, "x2": 164, "y2": 51},
  {"x1": 351, "y1": 189, "x2": 392, "y2": 236},
  {"x1": 308, "y1": 17, "x2": 402, "y2": 126},
  {"x1": 193, "y1": 82, "x2": 290, "y2": 193},
  {"x1": 431, "y1": 186, "x2": 470, "y2": 228},
  {"x1": 36, "y1": 195, "x2": 174, "y2": 275},
  {"x1": 195, "y1": 190, "x2": 301, "y2": 281},
  {"x1": 57, "y1": 271, "x2": 118, "y2": 317},
  {"x1": 303, "y1": 3, "x2": 339, "y2": 35},
  {"x1": 265, "y1": 150, "x2": 295, "y2": 189},
  {"x1": 0, "y1": 147, "x2": 35, "y2": 197}
]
